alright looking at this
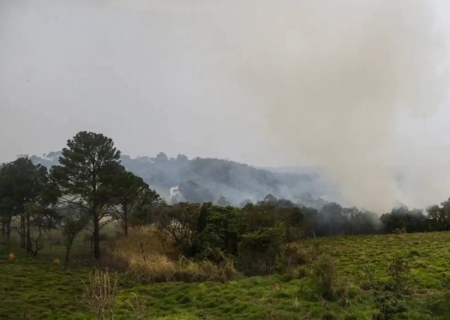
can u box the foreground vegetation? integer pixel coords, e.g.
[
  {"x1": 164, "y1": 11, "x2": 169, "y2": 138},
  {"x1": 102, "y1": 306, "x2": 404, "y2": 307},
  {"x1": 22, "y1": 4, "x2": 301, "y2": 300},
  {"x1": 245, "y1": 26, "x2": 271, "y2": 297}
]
[
  {"x1": 3, "y1": 131, "x2": 450, "y2": 319},
  {"x1": 2, "y1": 230, "x2": 450, "y2": 319}
]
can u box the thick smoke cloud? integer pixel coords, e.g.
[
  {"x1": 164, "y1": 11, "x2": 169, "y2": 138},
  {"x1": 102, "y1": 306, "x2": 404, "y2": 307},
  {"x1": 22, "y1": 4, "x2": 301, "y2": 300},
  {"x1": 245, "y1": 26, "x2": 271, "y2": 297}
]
[
  {"x1": 2, "y1": 0, "x2": 450, "y2": 212},
  {"x1": 211, "y1": 0, "x2": 450, "y2": 212},
  {"x1": 96, "y1": 1, "x2": 450, "y2": 212}
]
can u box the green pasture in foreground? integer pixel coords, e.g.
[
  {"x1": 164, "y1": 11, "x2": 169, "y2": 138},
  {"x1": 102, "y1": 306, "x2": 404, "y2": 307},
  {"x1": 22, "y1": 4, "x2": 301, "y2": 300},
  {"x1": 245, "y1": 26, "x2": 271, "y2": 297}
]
[{"x1": 2, "y1": 232, "x2": 450, "y2": 319}]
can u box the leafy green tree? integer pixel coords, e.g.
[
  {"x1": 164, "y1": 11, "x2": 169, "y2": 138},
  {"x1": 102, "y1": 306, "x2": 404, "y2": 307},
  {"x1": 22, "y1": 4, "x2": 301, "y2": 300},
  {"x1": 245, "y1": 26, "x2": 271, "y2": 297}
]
[
  {"x1": 237, "y1": 223, "x2": 285, "y2": 276},
  {"x1": 62, "y1": 215, "x2": 89, "y2": 268},
  {"x1": 110, "y1": 168, "x2": 160, "y2": 236},
  {"x1": 193, "y1": 203, "x2": 244, "y2": 261},
  {"x1": 48, "y1": 131, "x2": 121, "y2": 259},
  {"x1": 0, "y1": 158, "x2": 49, "y2": 251},
  {"x1": 154, "y1": 202, "x2": 202, "y2": 256},
  {"x1": 23, "y1": 202, "x2": 57, "y2": 256}
]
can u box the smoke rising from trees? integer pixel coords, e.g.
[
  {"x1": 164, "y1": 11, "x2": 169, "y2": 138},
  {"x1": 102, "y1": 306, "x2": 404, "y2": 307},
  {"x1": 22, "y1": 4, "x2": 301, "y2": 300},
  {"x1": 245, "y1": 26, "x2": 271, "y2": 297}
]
[
  {"x1": 213, "y1": 0, "x2": 450, "y2": 211},
  {"x1": 2, "y1": 0, "x2": 450, "y2": 212}
]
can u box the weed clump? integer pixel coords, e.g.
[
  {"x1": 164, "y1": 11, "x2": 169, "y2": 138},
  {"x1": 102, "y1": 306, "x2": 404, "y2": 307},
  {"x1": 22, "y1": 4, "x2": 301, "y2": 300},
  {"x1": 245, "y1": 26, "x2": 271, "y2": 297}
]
[
  {"x1": 387, "y1": 257, "x2": 412, "y2": 294},
  {"x1": 372, "y1": 257, "x2": 412, "y2": 320},
  {"x1": 358, "y1": 264, "x2": 377, "y2": 290},
  {"x1": 83, "y1": 268, "x2": 118, "y2": 320},
  {"x1": 125, "y1": 293, "x2": 148, "y2": 320},
  {"x1": 313, "y1": 254, "x2": 338, "y2": 299}
]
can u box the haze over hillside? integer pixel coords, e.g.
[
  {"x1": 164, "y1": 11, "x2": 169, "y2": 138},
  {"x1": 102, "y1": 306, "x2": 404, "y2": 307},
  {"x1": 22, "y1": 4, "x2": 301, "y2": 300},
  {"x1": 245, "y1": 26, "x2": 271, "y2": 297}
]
[
  {"x1": 31, "y1": 150, "x2": 420, "y2": 211},
  {"x1": 2, "y1": 0, "x2": 450, "y2": 213},
  {"x1": 31, "y1": 151, "x2": 341, "y2": 208}
]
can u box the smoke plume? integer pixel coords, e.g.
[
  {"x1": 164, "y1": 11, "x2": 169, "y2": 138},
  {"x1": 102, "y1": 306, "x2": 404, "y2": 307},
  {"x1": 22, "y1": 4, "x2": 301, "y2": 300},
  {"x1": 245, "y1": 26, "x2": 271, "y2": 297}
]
[
  {"x1": 212, "y1": 0, "x2": 450, "y2": 212},
  {"x1": 3, "y1": 0, "x2": 450, "y2": 212}
]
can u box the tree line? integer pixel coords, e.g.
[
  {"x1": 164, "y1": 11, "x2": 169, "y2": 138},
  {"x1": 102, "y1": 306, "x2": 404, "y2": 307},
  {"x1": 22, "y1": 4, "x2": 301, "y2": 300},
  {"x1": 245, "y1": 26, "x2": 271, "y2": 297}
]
[
  {"x1": 2, "y1": 131, "x2": 450, "y2": 268},
  {"x1": 31, "y1": 150, "x2": 335, "y2": 208},
  {"x1": 0, "y1": 131, "x2": 159, "y2": 264}
]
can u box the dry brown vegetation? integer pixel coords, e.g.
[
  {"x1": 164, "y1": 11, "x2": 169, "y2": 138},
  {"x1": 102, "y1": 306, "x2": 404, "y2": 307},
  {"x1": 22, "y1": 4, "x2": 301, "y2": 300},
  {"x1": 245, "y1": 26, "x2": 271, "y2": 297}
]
[{"x1": 110, "y1": 226, "x2": 238, "y2": 283}]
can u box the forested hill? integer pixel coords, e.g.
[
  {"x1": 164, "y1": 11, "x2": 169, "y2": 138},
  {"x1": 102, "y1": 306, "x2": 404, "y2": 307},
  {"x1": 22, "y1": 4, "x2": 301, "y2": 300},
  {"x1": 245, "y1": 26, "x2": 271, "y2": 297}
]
[{"x1": 31, "y1": 151, "x2": 340, "y2": 208}]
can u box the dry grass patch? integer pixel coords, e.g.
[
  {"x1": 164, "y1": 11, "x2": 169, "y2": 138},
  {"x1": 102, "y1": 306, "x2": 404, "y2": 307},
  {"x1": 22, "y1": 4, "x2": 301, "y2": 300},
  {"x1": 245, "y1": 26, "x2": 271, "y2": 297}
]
[{"x1": 112, "y1": 226, "x2": 238, "y2": 283}]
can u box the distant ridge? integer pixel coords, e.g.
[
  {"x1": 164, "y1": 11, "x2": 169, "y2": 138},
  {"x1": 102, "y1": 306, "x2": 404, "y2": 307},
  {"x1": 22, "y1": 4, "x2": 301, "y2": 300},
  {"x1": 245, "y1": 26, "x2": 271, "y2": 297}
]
[{"x1": 30, "y1": 151, "x2": 341, "y2": 208}]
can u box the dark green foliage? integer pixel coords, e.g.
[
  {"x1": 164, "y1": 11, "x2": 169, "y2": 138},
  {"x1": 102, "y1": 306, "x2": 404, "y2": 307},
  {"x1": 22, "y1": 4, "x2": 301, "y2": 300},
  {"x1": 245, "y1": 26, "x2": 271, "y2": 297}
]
[
  {"x1": 49, "y1": 131, "x2": 121, "y2": 259},
  {"x1": 372, "y1": 257, "x2": 412, "y2": 320},
  {"x1": 153, "y1": 202, "x2": 202, "y2": 256},
  {"x1": 109, "y1": 168, "x2": 160, "y2": 236},
  {"x1": 32, "y1": 149, "x2": 450, "y2": 239},
  {"x1": 372, "y1": 290, "x2": 408, "y2": 320},
  {"x1": 380, "y1": 206, "x2": 427, "y2": 234},
  {"x1": 322, "y1": 313, "x2": 337, "y2": 320},
  {"x1": 237, "y1": 224, "x2": 285, "y2": 276},
  {"x1": 387, "y1": 257, "x2": 412, "y2": 294},
  {"x1": 193, "y1": 204, "x2": 244, "y2": 262},
  {"x1": 0, "y1": 157, "x2": 52, "y2": 252}
]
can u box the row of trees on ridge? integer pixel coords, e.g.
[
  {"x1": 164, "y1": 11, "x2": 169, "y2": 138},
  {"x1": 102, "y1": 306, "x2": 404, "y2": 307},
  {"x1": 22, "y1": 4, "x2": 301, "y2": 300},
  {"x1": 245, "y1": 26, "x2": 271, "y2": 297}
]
[{"x1": 2, "y1": 131, "x2": 450, "y2": 269}]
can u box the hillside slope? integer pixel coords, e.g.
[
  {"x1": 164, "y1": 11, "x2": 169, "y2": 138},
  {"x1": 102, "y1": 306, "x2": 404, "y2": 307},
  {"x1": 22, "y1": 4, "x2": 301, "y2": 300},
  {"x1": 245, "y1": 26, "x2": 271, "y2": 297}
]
[{"x1": 31, "y1": 151, "x2": 340, "y2": 207}]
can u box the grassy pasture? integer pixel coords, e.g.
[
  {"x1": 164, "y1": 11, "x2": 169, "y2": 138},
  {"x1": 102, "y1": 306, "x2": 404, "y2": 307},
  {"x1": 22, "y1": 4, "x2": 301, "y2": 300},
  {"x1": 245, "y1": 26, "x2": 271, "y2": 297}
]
[{"x1": 2, "y1": 231, "x2": 450, "y2": 319}]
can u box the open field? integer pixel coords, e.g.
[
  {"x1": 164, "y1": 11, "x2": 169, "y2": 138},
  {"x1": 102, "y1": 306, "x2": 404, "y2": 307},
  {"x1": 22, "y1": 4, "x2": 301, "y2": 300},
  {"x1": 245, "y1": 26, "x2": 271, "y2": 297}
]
[{"x1": 2, "y1": 231, "x2": 450, "y2": 319}]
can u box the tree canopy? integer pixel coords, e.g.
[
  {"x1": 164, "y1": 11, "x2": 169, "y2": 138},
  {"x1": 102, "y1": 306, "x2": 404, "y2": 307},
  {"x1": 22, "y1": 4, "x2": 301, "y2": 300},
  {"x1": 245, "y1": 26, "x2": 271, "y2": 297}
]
[{"x1": 48, "y1": 132, "x2": 122, "y2": 258}]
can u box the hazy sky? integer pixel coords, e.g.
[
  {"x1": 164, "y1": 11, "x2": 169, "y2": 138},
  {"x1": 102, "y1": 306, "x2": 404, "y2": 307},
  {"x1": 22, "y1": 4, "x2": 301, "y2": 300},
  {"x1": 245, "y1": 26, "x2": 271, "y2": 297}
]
[
  {"x1": 1, "y1": 0, "x2": 271, "y2": 165},
  {"x1": 2, "y1": 0, "x2": 450, "y2": 210}
]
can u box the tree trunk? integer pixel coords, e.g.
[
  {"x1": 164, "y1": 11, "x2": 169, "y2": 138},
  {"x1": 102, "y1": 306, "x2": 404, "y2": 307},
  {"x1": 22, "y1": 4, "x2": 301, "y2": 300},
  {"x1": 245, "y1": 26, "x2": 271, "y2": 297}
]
[
  {"x1": 64, "y1": 242, "x2": 72, "y2": 269},
  {"x1": 26, "y1": 211, "x2": 32, "y2": 253},
  {"x1": 20, "y1": 213, "x2": 26, "y2": 249},
  {"x1": 93, "y1": 217, "x2": 100, "y2": 259},
  {"x1": 6, "y1": 222, "x2": 11, "y2": 248},
  {"x1": 122, "y1": 204, "x2": 129, "y2": 237}
]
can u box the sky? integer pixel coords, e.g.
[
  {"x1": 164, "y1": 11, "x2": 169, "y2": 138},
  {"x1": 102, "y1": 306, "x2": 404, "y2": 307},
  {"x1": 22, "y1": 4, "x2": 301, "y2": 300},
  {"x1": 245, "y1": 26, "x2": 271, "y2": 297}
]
[
  {"x1": 2, "y1": 0, "x2": 450, "y2": 211},
  {"x1": 0, "y1": 0, "x2": 270, "y2": 165}
]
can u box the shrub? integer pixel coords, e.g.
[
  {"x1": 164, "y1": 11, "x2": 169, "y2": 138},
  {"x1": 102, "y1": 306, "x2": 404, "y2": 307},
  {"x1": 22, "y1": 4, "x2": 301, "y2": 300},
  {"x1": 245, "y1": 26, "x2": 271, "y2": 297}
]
[
  {"x1": 372, "y1": 290, "x2": 408, "y2": 320},
  {"x1": 237, "y1": 224, "x2": 285, "y2": 276},
  {"x1": 313, "y1": 254, "x2": 338, "y2": 299},
  {"x1": 125, "y1": 293, "x2": 148, "y2": 320},
  {"x1": 358, "y1": 264, "x2": 377, "y2": 290},
  {"x1": 387, "y1": 257, "x2": 411, "y2": 294},
  {"x1": 83, "y1": 268, "x2": 118, "y2": 320},
  {"x1": 109, "y1": 225, "x2": 238, "y2": 284},
  {"x1": 322, "y1": 312, "x2": 337, "y2": 320},
  {"x1": 114, "y1": 226, "x2": 178, "y2": 258},
  {"x1": 372, "y1": 257, "x2": 411, "y2": 320}
]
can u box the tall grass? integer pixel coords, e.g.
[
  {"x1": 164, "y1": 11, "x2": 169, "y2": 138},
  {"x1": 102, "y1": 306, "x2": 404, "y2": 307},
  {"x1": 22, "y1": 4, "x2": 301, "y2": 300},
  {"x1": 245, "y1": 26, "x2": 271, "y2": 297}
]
[
  {"x1": 83, "y1": 268, "x2": 118, "y2": 320},
  {"x1": 111, "y1": 226, "x2": 238, "y2": 283}
]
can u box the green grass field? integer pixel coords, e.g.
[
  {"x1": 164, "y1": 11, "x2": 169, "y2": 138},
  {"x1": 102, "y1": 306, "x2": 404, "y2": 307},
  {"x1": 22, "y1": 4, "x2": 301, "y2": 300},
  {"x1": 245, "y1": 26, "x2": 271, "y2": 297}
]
[{"x1": 2, "y1": 231, "x2": 450, "y2": 320}]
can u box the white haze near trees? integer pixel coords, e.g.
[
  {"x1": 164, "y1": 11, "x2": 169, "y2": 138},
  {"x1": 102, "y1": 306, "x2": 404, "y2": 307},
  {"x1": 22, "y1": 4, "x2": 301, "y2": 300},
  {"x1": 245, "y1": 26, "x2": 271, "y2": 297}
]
[{"x1": 2, "y1": 0, "x2": 450, "y2": 212}]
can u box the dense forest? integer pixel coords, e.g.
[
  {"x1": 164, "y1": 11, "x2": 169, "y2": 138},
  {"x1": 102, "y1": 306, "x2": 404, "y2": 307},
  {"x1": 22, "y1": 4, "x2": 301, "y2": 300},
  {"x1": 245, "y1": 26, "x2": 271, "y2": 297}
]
[
  {"x1": 2, "y1": 131, "x2": 450, "y2": 265},
  {"x1": 30, "y1": 151, "x2": 339, "y2": 208}
]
